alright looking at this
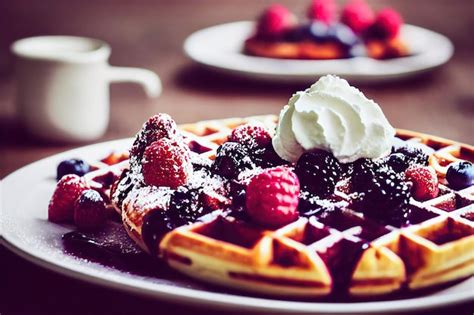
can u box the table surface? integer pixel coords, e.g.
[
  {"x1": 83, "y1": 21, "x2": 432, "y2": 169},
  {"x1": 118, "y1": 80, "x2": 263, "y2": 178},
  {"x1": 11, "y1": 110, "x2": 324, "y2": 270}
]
[{"x1": 1, "y1": 1, "x2": 473, "y2": 314}]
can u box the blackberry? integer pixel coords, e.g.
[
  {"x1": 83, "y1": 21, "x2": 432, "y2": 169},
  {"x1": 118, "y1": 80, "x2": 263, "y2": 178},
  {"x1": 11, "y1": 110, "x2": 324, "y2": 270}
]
[
  {"x1": 392, "y1": 145, "x2": 429, "y2": 167},
  {"x1": 385, "y1": 153, "x2": 409, "y2": 172},
  {"x1": 226, "y1": 181, "x2": 250, "y2": 221},
  {"x1": 298, "y1": 191, "x2": 336, "y2": 218},
  {"x1": 141, "y1": 210, "x2": 175, "y2": 255},
  {"x1": 350, "y1": 158, "x2": 379, "y2": 189},
  {"x1": 253, "y1": 143, "x2": 288, "y2": 168},
  {"x1": 295, "y1": 150, "x2": 342, "y2": 198},
  {"x1": 168, "y1": 187, "x2": 206, "y2": 225},
  {"x1": 351, "y1": 166, "x2": 411, "y2": 226},
  {"x1": 211, "y1": 142, "x2": 255, "y2": 179}
]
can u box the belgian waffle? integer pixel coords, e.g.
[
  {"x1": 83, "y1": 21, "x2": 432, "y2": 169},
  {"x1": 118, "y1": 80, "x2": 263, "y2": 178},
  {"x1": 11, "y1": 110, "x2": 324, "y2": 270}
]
[{"x1": 84, "y1": 115, "x2": 473, "y2": 298}]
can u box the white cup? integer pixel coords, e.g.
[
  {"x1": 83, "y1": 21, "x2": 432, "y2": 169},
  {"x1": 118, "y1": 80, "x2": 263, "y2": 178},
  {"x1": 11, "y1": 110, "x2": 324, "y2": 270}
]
[{"x1": 11, "y1": 36, "x2": 162, "y2": 142}]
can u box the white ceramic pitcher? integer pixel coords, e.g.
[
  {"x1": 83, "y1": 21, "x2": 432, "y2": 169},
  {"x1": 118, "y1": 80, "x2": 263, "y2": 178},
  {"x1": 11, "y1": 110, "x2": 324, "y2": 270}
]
[{"x1": 11, "y1": 36, "x2": 162, "y2": 142}]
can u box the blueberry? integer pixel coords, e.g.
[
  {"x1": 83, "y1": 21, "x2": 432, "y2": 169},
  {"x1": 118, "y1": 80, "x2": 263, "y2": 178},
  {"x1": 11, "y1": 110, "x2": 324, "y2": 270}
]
[
  {"x1": 57, "y1": 159, "x2": 91, "y2": 181},
  {"x1": 348, "y1": 44, "x2": 367, "y2": 58},
  {"x1": 446, "y1": 161, "x2": 474, "y2": 190},
  {"x1": 327, "y1": 23, "x2": 358, "y2": 48},
  {"x1": 308, "y1": 21, "x2": 330, "y2": 42}
]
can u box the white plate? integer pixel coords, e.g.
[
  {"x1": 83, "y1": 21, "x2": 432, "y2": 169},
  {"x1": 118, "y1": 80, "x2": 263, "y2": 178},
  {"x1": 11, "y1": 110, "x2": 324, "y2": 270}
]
[
  {"x1": 184, "y1": 21, "x2": 454, "y2": 83},
  {"x1": 2, "y1": 139, "x2": 473, "y2": 314}
]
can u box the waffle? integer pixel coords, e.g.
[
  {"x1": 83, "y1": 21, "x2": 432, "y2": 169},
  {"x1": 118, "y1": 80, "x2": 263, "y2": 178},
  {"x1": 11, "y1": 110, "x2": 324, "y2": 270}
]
[
  {"x1": 84, "y1": 115, "x2": 473, "y2": 298},
  {"x1": 244, "y1": 37, "x2": 409, "y2": 60}
]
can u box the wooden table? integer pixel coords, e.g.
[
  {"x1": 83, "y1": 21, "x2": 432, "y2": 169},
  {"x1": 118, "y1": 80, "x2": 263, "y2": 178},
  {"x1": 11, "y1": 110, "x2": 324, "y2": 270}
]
[{"x1": 1, "y1": 1, "x2": 473, "y2": 314}]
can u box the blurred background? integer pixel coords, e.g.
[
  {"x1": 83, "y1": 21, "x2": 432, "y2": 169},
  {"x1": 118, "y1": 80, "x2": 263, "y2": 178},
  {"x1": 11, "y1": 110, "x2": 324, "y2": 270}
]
[
  {"x1": 1, "y1": 0, "x2": 473, "y2": 177},
  {"x1": 1, "y1": 1, "x2": 473, "y2": 314}
]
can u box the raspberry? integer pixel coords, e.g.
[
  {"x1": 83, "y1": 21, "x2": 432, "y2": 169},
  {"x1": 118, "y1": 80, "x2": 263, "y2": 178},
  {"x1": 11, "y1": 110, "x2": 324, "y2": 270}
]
[
  {"x1": 307, "y1": 0, "x2": 338, "y2": 24},
  {"x1": 351, "y1": 165, "x2": 411, "y2": 226},
  {"x1": 57, "y1": 159, "x2": 91, "y2": 181},
  {"x1": 142, "y1": 138, "x2": 193, "y2": 188},
  {"x1": 446, "y1": 161, "x2": 474, "y2": 190},
  {"x1": 246, "y1": 167, "x2": 300, "y2": 228},
  {"x1": 405, "y1": 166, "x2": 439, "y2": 201},
  {"x1": 74, "y1": 189, "x2": 107, "y2": 230},
  {"x1": 368, "y1": 8, "x2": 402, "y2": 40},
  {"x1": 229, "y1": 123, "x2": 271, "y2": 151},
  {"x1": 212, "y1": 142, "x2": 255, "y2": 179},
  {"x1": 341, "y1": 0, "x2": 375, "y2": 34},
  {"x1": 48, "y1": 174, "x2": 88, "y2": 223},
  {"x1": 295, "y1": 150, "x2": 342, "y2": 198},
  {"x1": 256, "y1": 4, "x2": 296, "y2": 39},
  {"x1": 129, "y1": 114, "x2": 178, "y2": 171}
]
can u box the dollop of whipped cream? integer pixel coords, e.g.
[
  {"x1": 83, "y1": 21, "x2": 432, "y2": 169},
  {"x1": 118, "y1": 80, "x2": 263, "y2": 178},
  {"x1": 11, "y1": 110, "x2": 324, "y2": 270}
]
[{"x1": 272, "y1": 75, "x2": 395, "y2": 163}]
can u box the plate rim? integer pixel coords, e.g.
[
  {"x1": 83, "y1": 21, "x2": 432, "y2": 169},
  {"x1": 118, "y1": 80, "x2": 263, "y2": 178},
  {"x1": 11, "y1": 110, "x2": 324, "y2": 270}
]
[
  {"x1": 2, "y1": 138, "x2": 474, "y2": 313},
  {"x1": 183, "y1": 21, "x2": 454, "y2": 82}
]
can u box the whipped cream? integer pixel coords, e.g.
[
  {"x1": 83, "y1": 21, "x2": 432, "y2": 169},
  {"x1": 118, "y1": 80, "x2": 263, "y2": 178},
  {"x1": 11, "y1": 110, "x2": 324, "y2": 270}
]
[{"x1": 272, "y1": 75, "x2": 395, "y2": 163}]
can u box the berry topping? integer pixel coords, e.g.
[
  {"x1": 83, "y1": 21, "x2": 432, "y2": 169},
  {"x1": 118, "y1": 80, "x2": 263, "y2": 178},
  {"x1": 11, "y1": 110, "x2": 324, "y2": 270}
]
[
  {"x1": 212, "y1": 142, "x2": 255, "y2": 179},
  {"x1": 341, "y1": 0, "x2": 375, "y2": 34},
  {"x1": 385, "y1": 152, "x2": 409, "y2": 172},
  {"x1": 129, "y1": 114, "x2": 178, "y2": 170},
  {"x1": 246, "y1": 167, "x2": 300, "y2": 228},
  {"x1": 74, "y1": 189, "x2": 107, "y2": 230},
  {"x1": 141, "y1": 209, "x2": 174, "y2": 255},
  {"x1": 307, "y1": 0, "x2": 337, "y2": 24},
  {"x1": 327, "y1": 23, "x2": 359, "y2": 47},
  {"x1": 48, "y1": 174, "x2": 88, "y2": 223},
  {"x1": 168, "y1": 187, "x2": 205, "y2": 225},
  {"x1": 229, "y1": 123, "x2": 272, "y2": 151},
  {"x1": 308, "y1": 21, "x2": 329, "y2": 42},
  {"x1": 405, "y1": 165, "x2": 439, "y2": 201},
  {"x1": 392, "y1": 144, "x2": 429, "y2": 167},
  {"x1": 256, "y1": 4, "x2": 296, "y2": 39},
  {"x1": 351, "y1": 165, "x2": 411, "y2": 225},
  {"x1": 446, "y1": 161, "x2": 474, "y2": 190},
  {"x1": 57, "y1": 158, "x2": 91, "y2": 181},
  {"x1": 295, "y1": 150, "x2": 342, "y2": 198},
  {"x1": 368, "y1": 8, "x2": 402, "y2": 40},
  {"x1": 253, "y1": 142, "x2": 288, "y2": 168},
  {"x1": 142, "y1": 138, "x2": 193, "y2": 188}
]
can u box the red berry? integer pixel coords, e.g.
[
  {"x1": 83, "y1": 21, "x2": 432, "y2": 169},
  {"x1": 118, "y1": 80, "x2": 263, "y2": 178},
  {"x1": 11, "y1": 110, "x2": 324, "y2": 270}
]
[
  {"x1": 142, "y1": 138, "x2": 193, "y2": 189},
  {"x1": 307, "y1": 0, "x2": 338, "y2": 24},
  {"x1": 48, "y1": 174, "x2": 88, "y2": 223},
  {"x1": 405, "y1": 165, "x2": 439, "y2": 201},
  {"x1": 341, "y1": 0, "x2": 375, "y2": 34},
  {"x1": 371, "y1": 8, "x2": 402, "y2": 39},
  {"x1": 229, "y1": 123, "x2": 271, "y2": 150},
  {"x1": 74, "y1": 189, "x2": 107, "y2": 230},
  {"x1": 257, "y1": 4, "x2": 296, "y2": 38},
  {"x1": 130, "y1": 113, "x2": 178, "y2": 159},
  {"x1": 246, "y1": 167, "x2": 300, "y2": 228}
]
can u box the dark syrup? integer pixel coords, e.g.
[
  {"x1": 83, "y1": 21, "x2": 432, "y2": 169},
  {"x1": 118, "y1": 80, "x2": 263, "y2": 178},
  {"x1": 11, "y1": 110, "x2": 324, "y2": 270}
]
[
  {"x1": 62, "y1": 221, "x2": 179, "y2": 279},
  {"x1": 62, "y1": 220, "x2": 469, "y2": 302}
]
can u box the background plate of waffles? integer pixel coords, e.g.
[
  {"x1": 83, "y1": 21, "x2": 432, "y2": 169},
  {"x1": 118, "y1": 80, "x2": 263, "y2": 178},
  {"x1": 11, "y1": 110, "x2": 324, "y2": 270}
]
[
  {"x1": 2, "y1": 124, "x2": 473, "y2": 314},
  {"x1": 184, "y1": 21, "x2": 453, "y2": 83}
]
